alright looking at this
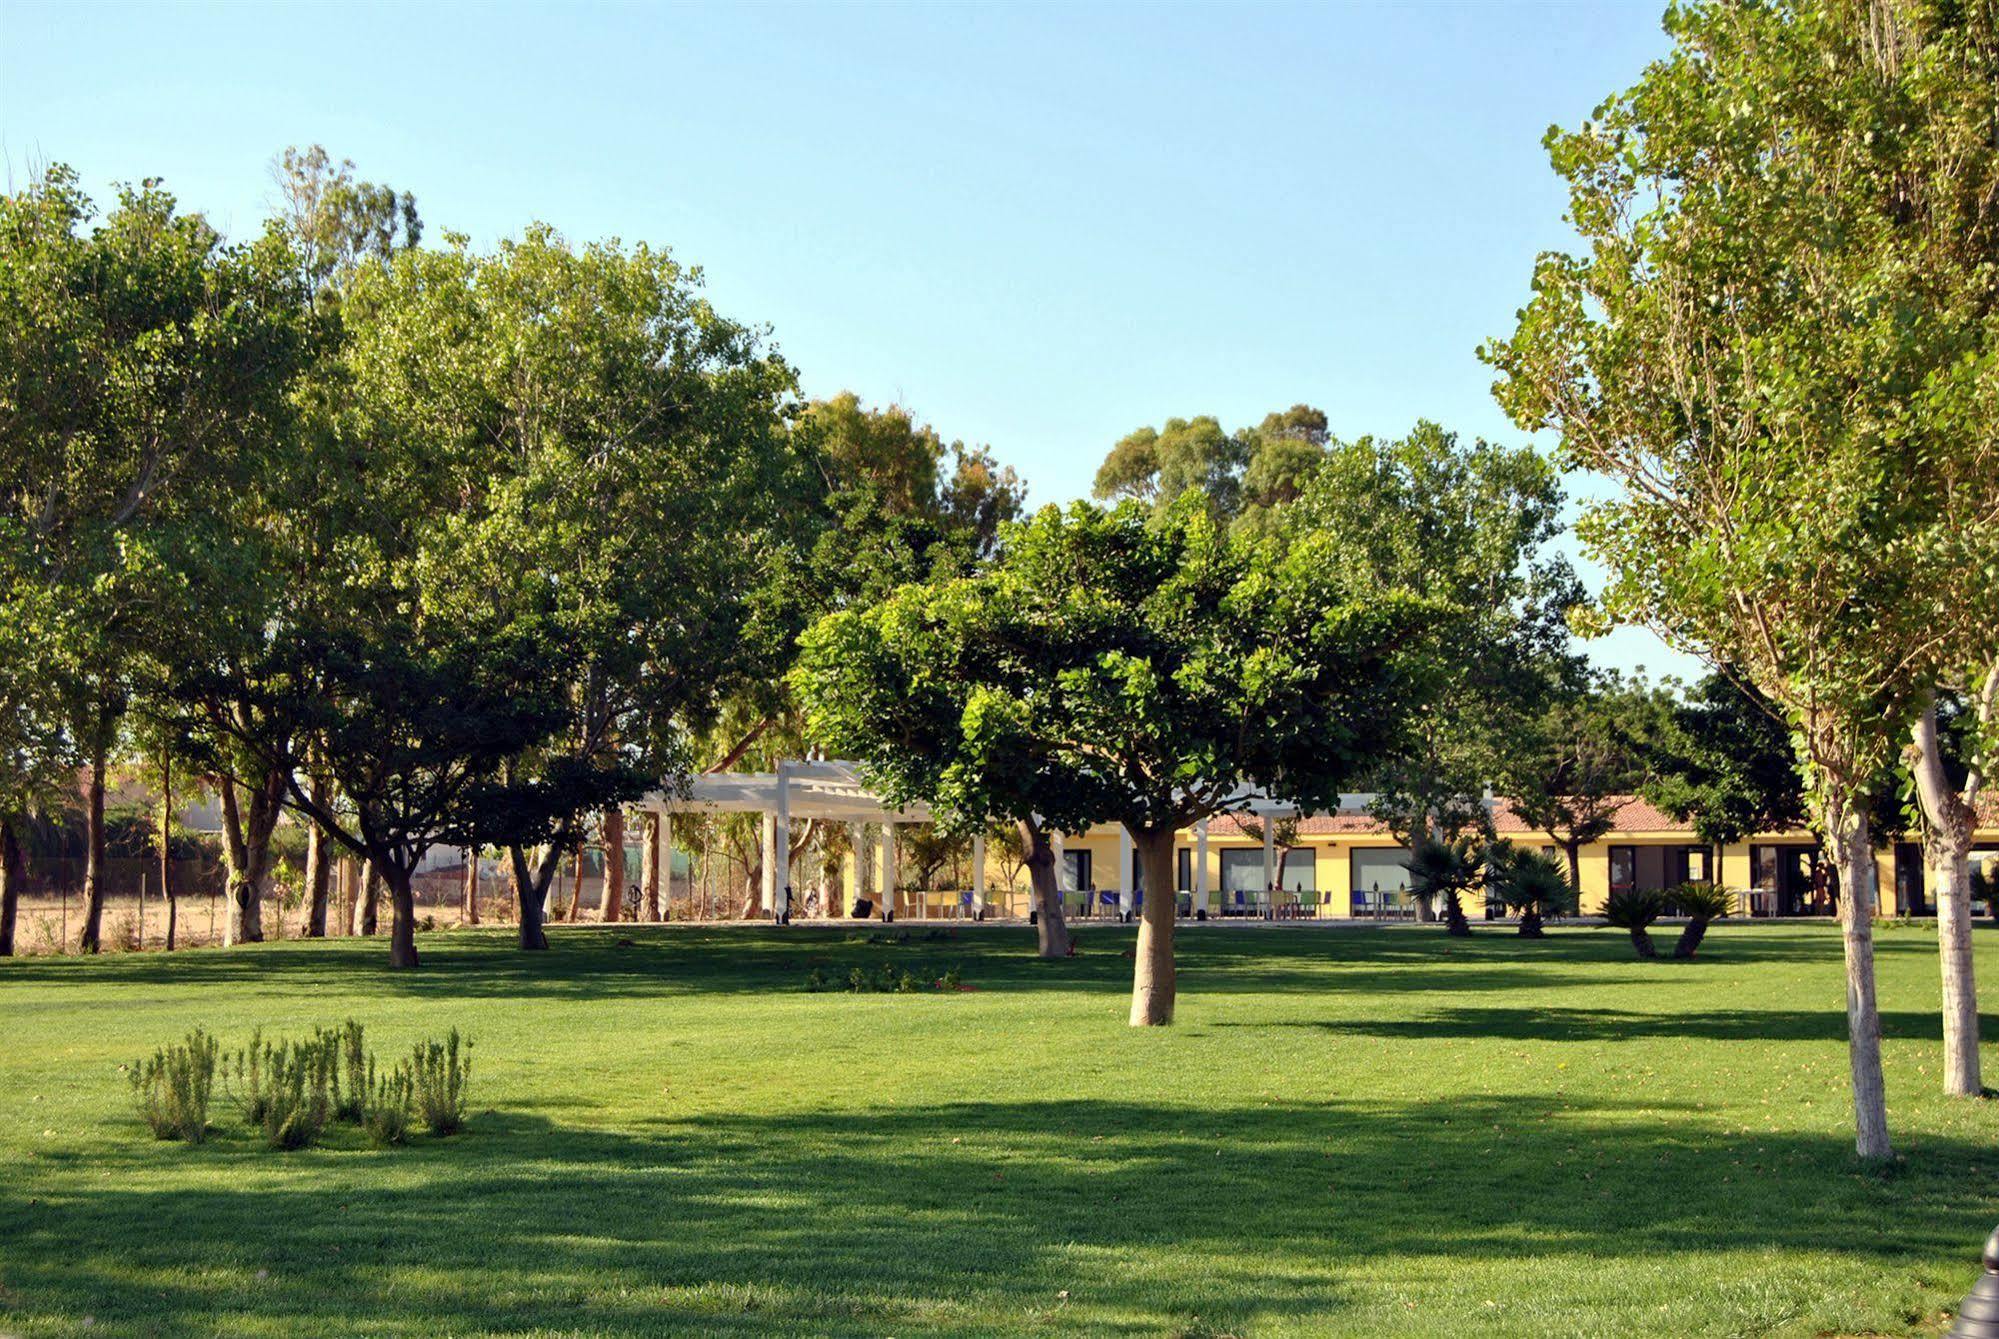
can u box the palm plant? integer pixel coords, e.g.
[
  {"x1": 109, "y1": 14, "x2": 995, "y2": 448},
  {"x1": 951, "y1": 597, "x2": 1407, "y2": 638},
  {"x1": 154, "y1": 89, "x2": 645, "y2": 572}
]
[
  {"x1": 1491, "y1": 846, "x2": 1575, "y2": 938},
  {"x1": 1603, "y1": 886, "x2": 1665, "y2": 959},
  {"x1": 1667, "y1": 881, "x2": 1732, "y2": 959},
  {"x1": 1407, "y1": 836, "x2": 1482, "y2": 937}
]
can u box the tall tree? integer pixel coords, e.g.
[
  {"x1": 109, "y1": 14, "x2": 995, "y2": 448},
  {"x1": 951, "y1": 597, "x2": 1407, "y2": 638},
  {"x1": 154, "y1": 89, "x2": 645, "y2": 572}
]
[
  {"x1": 799, "y1": 497, "x2": 1440, "y2": 1019},
  {"x1": 0, "y1": 167, "x2": 309, "y2": 952},
  {"x1": 1486, "y1": 0, "x2": 1997, "y2": 1157},
  {"x1": 1496, "y1": 675, "x2": 1650, "y2": 891}
]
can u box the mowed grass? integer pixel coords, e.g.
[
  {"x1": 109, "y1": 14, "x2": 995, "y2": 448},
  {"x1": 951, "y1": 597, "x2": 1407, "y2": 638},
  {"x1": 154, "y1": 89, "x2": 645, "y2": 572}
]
[{"x1": 2, "y1": 921, "x2": 1997, "y2": 1338}]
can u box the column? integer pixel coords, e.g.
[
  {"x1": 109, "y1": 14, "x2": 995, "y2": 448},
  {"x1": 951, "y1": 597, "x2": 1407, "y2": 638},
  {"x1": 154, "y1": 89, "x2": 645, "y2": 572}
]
[
  {"x1": 880, "y1": 823, "x2": 898, "y2": 920},
  {"x1": 660, "y1": 813, "x2": 672, "y2": 920},
  {"x1": 1118, "y1": 826, "x2": 1135, "y2": 918},
  {"x1": 971, "y1": 833, "x2": 987, "y2": 917},
  {"x1": 849, "y1": 821, "x2": 867, "y2": 917},
  {"x1": 1262, "y1": 814, "x2": 1277, "y2": 917},
  {"x1": 1195, "y1": 819, "x2": 1210, "y2": 918},
  {"x1": 772, "y1": 767, "x2": 791, "y2": 921},
  {"x1": 760, "y1": 811, "x2": 777, "y2": 916}
]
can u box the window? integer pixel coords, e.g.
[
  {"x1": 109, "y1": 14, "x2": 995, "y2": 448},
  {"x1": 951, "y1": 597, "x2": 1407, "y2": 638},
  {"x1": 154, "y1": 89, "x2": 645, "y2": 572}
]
[
  {"x1": 1609, "y1": 846, "x2": 1637, "y2": 897},
  {"x1": 1062, "y1": 849, "x2": 1093, "y2": 891},
  {"x1": 1351, "y1": 847, "x2": 1412, "y2": 897},
  {"x1": 1673, "y1": 845, "x2": 1712, "y2": 886},
  {"x1": 1177, "y1": 847, "x2": 1192, "y2": 892}
]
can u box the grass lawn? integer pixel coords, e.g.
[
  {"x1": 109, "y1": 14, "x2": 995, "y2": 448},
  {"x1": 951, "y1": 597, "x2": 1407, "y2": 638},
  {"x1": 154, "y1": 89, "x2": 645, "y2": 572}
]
[{"x1": 2, "y1": 921, "x2": 1997, "y2": 1337}]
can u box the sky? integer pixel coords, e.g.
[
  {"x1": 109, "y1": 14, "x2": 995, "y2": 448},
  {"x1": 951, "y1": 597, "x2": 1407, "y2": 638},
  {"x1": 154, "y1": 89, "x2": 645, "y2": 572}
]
[{"x1": 1, "y1": 0, "x2": 1702, "y2": 681}]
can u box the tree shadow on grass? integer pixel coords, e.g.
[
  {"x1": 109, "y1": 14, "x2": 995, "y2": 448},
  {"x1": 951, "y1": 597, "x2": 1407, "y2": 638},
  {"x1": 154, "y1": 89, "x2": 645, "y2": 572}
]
[
  {"x1": 3, "y1": 1093, "x2": 1995, "y2": 1337},
  {"x1": 0, "y1": 925, "x2": 1664, "y2": 1002},
  {"x1": 1217, "y1": 1006, "x2": 1999, "y2": 1044}
]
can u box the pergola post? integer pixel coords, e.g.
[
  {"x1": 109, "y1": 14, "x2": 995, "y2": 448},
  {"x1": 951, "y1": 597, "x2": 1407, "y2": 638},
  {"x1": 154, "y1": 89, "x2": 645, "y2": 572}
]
[
  {"x1": 848, "y1": 820, "x2": 867, "y2": 916},
  {"x1": 1195, "y1": 819, "x2": 1210, "y2": 918},
  {"x1": 1118, "y1": 825, "x2": 1135, "y2": 920},
  {"x1": 1261, "y1": 814, "x2": 1277, "y2": 917},
  {"x1": 880, "y1": 823, "x2": 897, "y2": 921},
  {"x1": 772, "y1": 765, "x2": 791, "y2": 922},
  {"x1": 759, "y1": 812, "x2": 777, "y2": 917},
  {"x1": 971, "y1": 832, "x2": 986, "y2": 918}
]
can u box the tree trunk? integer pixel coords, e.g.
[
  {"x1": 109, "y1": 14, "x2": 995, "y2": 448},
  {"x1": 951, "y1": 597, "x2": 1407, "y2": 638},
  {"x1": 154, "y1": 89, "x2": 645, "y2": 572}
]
[
  {"x1": 78, "y1": 735, "x2": 108, "y2": 953},
  {"x1": 0, "y1": 816, "x2": 19, "y2": 957},
  {"x1": 353, "y1": 859, "x2": 379, "y2": 936},
  {"x1": 1672, "y1": 916, "x2": 1709, "y2": 960},
  {"x1": 1518, "y1": 905, "x2": 1544, "y2": 938},
  {"x1": 509, "y1": 843, "x2": 560, "y2": 951},
  {"x1": 304, "y1": 818, "x2": 331, "y2": 938},
  {"x1": 462, "y1": 847, "x2": 480, "y2": 926},
  {"x1": 1129, "y1": 826, "x2": 1178, "y2": 1025},
  {"x1": 640, "y1": 814, "x2": 661, "y2": 922},
  {"x1": 1911, "y1": 700, "x2": 1983, "y2": 1097},
  {"x1": 1442, "y1": 890, "x2": 1472, "y2": 937},
  {"x1": 1628, "y1": 924, "x2": 1657, "y2": 959},
  {"x1": 219, "y1": 767, "x2": 285, "y2": 946},
  {"x1": 382, "y1": 862, "x2": 419, "y2": 969},
  {"x1": 598, "y1": 808, "x2": 625, "y2": 923},
  {"x1": 1565, "y1": 841, "x2": 1583, "y2": 894},
  {"x1": 1019, "y1": 818, "x2": 1071, "y2": 958},
  {"x1": 565, "y1": 844, "x2": 585, "y2": 922},
  {"x1": 159, "y1": 757, "x2": 176, "y2": 951},
  {"x1": 1826, "y1": 801, "x2": 1893, "y2": 1160}
]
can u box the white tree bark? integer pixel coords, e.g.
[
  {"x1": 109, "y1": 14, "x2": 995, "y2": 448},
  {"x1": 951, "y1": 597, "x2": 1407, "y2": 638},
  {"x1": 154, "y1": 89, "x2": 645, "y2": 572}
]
[
  {"x1": 1827, "y1": 801, "x2": 1892, "y2": 1159},
  {"x1": 1911, "y1": 693, "x2": 1987, "y2": 1096}
]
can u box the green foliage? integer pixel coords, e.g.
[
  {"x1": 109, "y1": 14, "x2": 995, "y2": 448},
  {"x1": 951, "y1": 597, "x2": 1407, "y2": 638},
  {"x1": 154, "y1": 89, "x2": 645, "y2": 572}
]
[
  {"x1": 409, "y1": 1030, "x2": 471, "y2": 1136},
  {"x1": 798, "y1": 497, "x2": 1441, "y2": 839},
  {"x1": 128, "y1": 1028, "x2": 218, "y2": 1143},
  {"x1": 1406, "y1": 836, "x2": 1484, "y2": 920},
  {"x1": 226, "y1": 1028, "x2": 336, "y2": 1151},
  {"x1": 1490, "y1": 846, "x2": 1577, "y2": 920},
  {"x1": 1666, "y1": 882, "x2": 1734, "y2": 924},
  {"x1": 332, "y1": 1019, "x2": 367, "y2": 1123},
  {"x1": 363, "y1": 1058, "x2": 415, "y2": 1148},
  {"x1": 1602, "y1": 887, "x2": 1665, "y2": 933}
]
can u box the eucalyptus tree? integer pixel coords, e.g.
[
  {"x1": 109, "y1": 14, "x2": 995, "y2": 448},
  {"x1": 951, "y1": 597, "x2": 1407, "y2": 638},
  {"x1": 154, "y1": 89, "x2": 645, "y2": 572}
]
[
  {"x1": 0, "y1": 166, "x2": 311, "y2": 952},
  {"x1": 1485, "y1": 0, "x2": 1999, "y2": 1156},
  {"x1": 1091, "y1": 405, "x2": 1331, "y2": 535},
  {"x1": 799, "y1": 498, "x2": 1440, "y2": 1020}
]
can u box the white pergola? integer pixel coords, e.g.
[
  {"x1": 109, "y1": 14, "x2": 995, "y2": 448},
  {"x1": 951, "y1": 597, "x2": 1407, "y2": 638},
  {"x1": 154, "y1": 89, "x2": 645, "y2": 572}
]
[
  {"x1": 636, "y1": 760, "x2": 1353, "y2": 922},
  {"x1": 637, "y1": 760, "x2": 949, "y2": 920}
]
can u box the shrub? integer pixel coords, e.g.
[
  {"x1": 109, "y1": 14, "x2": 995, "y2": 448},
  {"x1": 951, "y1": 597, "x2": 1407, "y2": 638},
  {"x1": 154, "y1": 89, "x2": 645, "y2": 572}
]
[
  {"x1": 1668, "y1": 882, "x2": 1733, "y2": 960},
  {"x1": 941, "y1": 965, "x2": 963, "y2": 990},
  {"x1": 363, "y1": 1057, "x2": 414, "y2": 1147},
  {"x1": 1603, "y1": 887, "x2": 1665, "y2": 960},
  {"x1": 804, "y1": 967, "x2": 830, "y2": 992},
  {"x1": 228, "y1": 1029, "x2": 336, "y2": 1150},
  {"x1": 847, "y1": 966, "x2": 871, "y2": 992},
  {"x1": 410, "y1": 1030, "x2": 472, "y2": 1135},
  {"x1": 895, "y1": 969, "x2": 921, "y2": 994},
  {"x1": 330, "y1": 1019, "x2": 367, "y2": 1123},
  {"x1": 130, "y1": 1028, "x2": 219, "y2": 1142},
  {"x1": 1491, "y1": 846, "x2": 1576, "y2": 938}
]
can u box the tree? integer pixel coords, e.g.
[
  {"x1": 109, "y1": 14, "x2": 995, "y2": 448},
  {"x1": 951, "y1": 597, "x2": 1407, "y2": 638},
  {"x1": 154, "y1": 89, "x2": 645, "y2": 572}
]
[
  {"x1": 799, "y1": 497, "x2": 1440, "y2": 1021},
  {"x1": 1496, "y1": 676, "x2": 1649, "y2": 892},
  {"x1": 365, "y1": 225, "x2": 799, "y2": 949},
  {"x1": 1640, "y1": 675, "x2": 1807, "y2": 845},
  {"x1": 1406, "y1": 835, "x2": 1482, "y2": 937},
  {"x1": 1668, "y1": 882, "x2": 1733, "y2": 961},
  {"x1": 1488, "y1": 843, "x2": 1576, "y2": 939},
  {"x1": 1484, "y1": 0, "x2": 1997, "y2": 1157},
  {"x1": 0, "y1": 167, "x2": 310, "y2": 952},
  {"x1": 271, "y1": 145, "x2": 421, "y2": 300},
  {"x1": 1281, "y1": 423, "x2": 1581, "y2": 893},
  {"x1": 1604, "y1": 887, "x2": 1664, "y2": 960}
]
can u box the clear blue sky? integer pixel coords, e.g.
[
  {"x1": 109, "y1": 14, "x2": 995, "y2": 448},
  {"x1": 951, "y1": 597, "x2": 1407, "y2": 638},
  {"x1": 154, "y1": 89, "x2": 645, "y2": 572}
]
[{"x1": 1, "y1": 0, "x2": 1701, "y2": 680}]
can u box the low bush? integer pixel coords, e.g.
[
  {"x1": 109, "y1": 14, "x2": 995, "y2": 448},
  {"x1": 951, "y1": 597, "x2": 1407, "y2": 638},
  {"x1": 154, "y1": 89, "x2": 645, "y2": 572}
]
[
  {"x1": 363, "y1": 1058, "x2": 415, "y2": 1147},
  {"x1": 331, "y1": 1019, "x2": 367, "y2": 1123},
  {"x1": 227, "y1": 1028, "x2": 336, "y2": 1150},
  {"x1": 129, "y1": 1028, "x2": 219, "y2": 1143},
  {"x1": 410, "y1": 1029, "x2": 471, "y2": 1135}
]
